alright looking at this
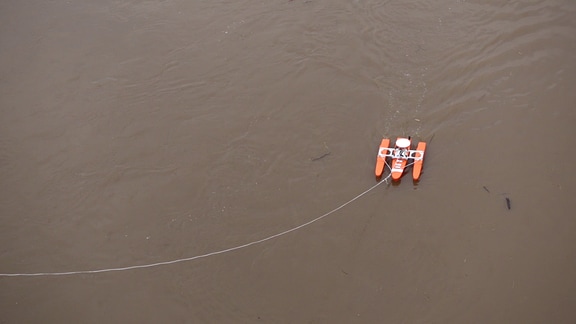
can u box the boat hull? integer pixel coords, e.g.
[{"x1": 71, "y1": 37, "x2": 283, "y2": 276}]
[{"x1": 375, "y1": 138, "x2": 390, "y2": 177}]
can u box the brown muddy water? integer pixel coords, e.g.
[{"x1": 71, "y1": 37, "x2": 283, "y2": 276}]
[{"x1": 1, "y1": 0, "x2": 576, "y2": 323}]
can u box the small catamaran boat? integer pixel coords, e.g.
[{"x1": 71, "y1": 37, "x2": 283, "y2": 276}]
[{"x1": 375, "y1": 137, "x2": 427, "y2": 181}]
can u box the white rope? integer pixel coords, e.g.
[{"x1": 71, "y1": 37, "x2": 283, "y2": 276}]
[{"x1": 0, "y1": 163, "x2": 411, "y2": 277}]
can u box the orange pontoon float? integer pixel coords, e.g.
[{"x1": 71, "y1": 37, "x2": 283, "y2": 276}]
[{"x1": 375, "y1": 137, "x2": 427, "y2": 181}]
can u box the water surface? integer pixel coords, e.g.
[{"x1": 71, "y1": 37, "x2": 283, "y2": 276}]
[{"x1": 1, "y1": 0, "x2": 575, "y2": 322}]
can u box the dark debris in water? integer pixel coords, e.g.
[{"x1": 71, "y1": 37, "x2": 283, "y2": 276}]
[
  {"x1": 311, "y1": 152, "x2": 330, "y2": 161},
  {"x1": 482, "y1": 185, "x2": 512, "y2": 210}
]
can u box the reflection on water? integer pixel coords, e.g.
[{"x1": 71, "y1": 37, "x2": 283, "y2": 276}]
[{"x1": 1, "y1": 0, "x2": 575, "y2": 322}]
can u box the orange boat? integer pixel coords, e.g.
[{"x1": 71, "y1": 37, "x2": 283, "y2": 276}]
[{"x1": 374, "y1": 137, "x2": 427, "y2": 181}]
